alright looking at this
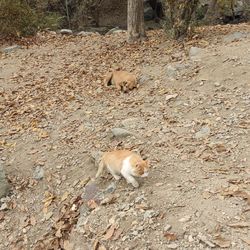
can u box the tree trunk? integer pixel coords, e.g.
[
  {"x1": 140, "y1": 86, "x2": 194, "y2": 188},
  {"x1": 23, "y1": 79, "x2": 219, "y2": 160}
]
[
  {"x1": 127, "y1": 0, "x2": 147, "y2": 43},
  {"x1": 204, "y1": 0, "x2": 218, "y2": 23},
  {"x1": 165, "y1": 0, "x2": 199, "y2": 39}
]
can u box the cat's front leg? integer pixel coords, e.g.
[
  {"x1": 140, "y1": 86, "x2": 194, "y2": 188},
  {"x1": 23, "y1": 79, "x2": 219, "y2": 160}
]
[{"x1": 121, "y1": 170, "x2": 139, "y2": 188}]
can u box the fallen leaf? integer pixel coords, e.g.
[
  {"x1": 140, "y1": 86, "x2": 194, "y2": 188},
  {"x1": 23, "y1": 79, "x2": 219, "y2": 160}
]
[
  {"x1": 166, "y1": 93, "x2": 178, "y2": 102},
  {"x1": 228, "y1": 222, "x2": 250, "y2": 228},
  {"x1": 100, "y1": 195, "x2": 116, "y2": 205},
  {"x1": 113, "y1": 228, "x2": 123, "y2": 240},
  {"x1": 164, "y1": 232, "x2": 177, "y2": 241},
  {"x1": 61, "y1": 191, "x2": 69, "y2": 202},
  {"x1": 98, "y1": 246, "x2": 107, "y2": 250},
  {"x1": 44, "y1": 211, "x2": 53, "y2": 220},
  {"x1": 93, "y1": 239, "x2": 99, "y2": 250},
  {"x1": 63, "y1": 240, "x2": 74, "y2": 250},
  {"x1": 241, "y1": 237, "x2": 250, "y2": 245},
  {"x1": 30, "y1": 216, "x2": 37, "y2": 226},
  {"x1": 87, "y1": 199, "x2": 98, "y2": 209},
  {"x1": 213, "y1": 235, "x2": 231, "y2": 248},
  {"x1": 103, "y1": 224, "x2": 116, "y2": 240},
  {"x1": 0, "y1": 211, "x2": 5, "y2": 221}
]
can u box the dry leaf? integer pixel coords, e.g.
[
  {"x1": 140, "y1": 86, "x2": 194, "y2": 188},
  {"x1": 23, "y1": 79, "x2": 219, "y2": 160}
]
[
  {"x1": 164, "y1": 232, "x2": 177, "y2": 241},
  {"x1": 98, "y1": 246, "x2": 107, "y2": 250},
  {"x1": 113, "y1": 228, "x2": 123, "y2": 240},
  {"x1": 228, "y1": 221, "x2": 250, "y2": 228},
  {"x1": 87, "y1": 199, "x2": 98, "y2": 209},
  {"x1": 241, "y1": 237, "x2": 250, "y2": 245},
  {"x1": 103, "y1": 224, "x2": 116, "y2": 240},
  {"x1": 166, "y1": 93, "x2": 178, "y2": 102},
  {"x1": 93, "y1": 239, "x2": 99, "y2": 250},
  {"x1": 30, "y1": 216, "x2": 37, "y2": 226},
  {"x1": 61, "y1": 191, "x2": 69, "y2": 202},
  {"x1": 63, "y1": 240, "x2": 74, "y2": 250},
  {"x1": 100, "y1": 195, "x2": 116, "y2": 205},
  {"x1": 0, "y1": 211, "x2": 5, "y2": 221},
  {"x1": 213, "y1": 235, "x2": 231, "y2": 248}
]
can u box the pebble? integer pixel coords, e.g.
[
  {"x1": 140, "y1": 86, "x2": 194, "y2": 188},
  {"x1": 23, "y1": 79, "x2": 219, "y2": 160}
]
[
  {"x1": 166, "y1": 243, "x2": 178, "y2": 249},
  {"x1": 111, "y1": 128, "x2": 133, "y2": 138},
  {"x1": 164, "y1": 224, "x2": 172, "y2": 232},
  {"x1": 33, "y1": 166, "x2": 44, "y2": 180},
  {"x1": 179, "y1": 215, "x2": 191, "y2": 222},
  {"x1": 195, "y1": 126, "x2": 210, "y2": 139},
  {"x1": 60, "y1": 29, "x2": 73, "y2": 35}
]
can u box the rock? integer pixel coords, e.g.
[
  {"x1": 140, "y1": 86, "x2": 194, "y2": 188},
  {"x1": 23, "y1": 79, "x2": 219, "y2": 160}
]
[
  {"x1": 0, "y1": 165, "x2": 10, "y2": 198},
  {"x1": 198, "y1": 233, "x2": 216, "y2": 248},
  {"x1": 121, "y1": 118, "x2": 143, "y2": 129},
  {"x1": 166, "y1": 243, "x2": 178, "y2": 249},
  {"x1": 144, "y1": 6, "x2": 154, "y2": 21},
  {"x1": 106, "y1": 27, "x2": 125, "y2": 35},
  {"x1": 33, "y1": 166, "x2": 44, "y2": 180},
  {"x1": 77, "y1": 31, "x2": 96, "y2": 36},
  {"x1": 143, "y1": 209, "x2": 159, "y2": 220},
  {"x1": 179, "y1": 215, "x2": 191, "y2": 222},
  {"x1": 105, "y1": 182, "x2": 116, "y2": 194},
  {"x1": 60, "y1": 29, "x2": 73, "y2": 35},
  {"x1": 223, "y1": 32, "x2": 247, "y2": 43},
  {"x1": 189, "y1": 47, "x2": 204, "y2": 61},
  {"x1": 195, "y1": 126, "x2": 210, "y2": 139},
  {"x1": 81, "y1": 183, "x2": 103, "y2": 203},
  {"x1": 1, "y1": 45, "x2": 21, "y2": 53},
  {"x1": 166, "y1": 65, "x2": 178, "y2": 77},
  {"x1": 0, "y1": 202, "x2": 8, "y2": 211},
  {"x1": 111, "y1": 128, "x2": 133, "y2": 138},
  {"x1": 164, "y1": 224, "x2": 172, "y2": 232}
]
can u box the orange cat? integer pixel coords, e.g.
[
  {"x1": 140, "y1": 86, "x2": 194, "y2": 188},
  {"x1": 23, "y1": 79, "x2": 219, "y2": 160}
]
[
  {"x1": 104, "y1": 70, "x2": 138, "y2": 92},
  {"x1": 95, "y1": 150, "x2": 149, "y2": 188}
]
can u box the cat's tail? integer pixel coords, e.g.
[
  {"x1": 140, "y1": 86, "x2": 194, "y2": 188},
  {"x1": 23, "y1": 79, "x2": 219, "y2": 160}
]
[{"x1": 95, "y1": 159, "x2": 104, "y2": 178}]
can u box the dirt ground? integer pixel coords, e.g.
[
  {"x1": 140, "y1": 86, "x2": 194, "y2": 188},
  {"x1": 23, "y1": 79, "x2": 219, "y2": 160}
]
[{"x1": 0, "y1": 24, "x2": 249, "y2": 250}]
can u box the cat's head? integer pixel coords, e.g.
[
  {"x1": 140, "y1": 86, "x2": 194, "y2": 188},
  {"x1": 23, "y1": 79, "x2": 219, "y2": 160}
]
[{"x1": 133, "y1": 160, "x2": 149, "y2": 177}]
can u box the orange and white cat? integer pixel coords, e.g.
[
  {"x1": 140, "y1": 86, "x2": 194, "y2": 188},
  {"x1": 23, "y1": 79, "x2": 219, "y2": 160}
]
[
  {"x1": 95, "y1": 150, "x2": 149, "y2": 188},
  {"x1": 104, "y1": 70, "x2": 138, "y2": 93}
]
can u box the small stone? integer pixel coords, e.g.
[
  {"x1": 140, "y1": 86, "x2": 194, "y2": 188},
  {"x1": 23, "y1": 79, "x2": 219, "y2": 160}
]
[
  {"x1": 1, "y1": 45, "x2": 21, "y2": 53},
  {"x1": 179, "y1": 215, "x2": 191, "y2": 222},
  {"x1": 105, "y1": 182, "x2": 116, "y2": 193},
  {"x1": 60, "y1": 29, "x2": 73, "y2": 35},
  {"x1": 214, "y1": 82, "x2": 221, "y2": 87},
  {"x1": 166, "y1": 243, "x2": 178, "y2": 249},
  {"x1": 164, "y1": 224, "x2": 172, "y2": 232},
  {"x1": 195, "y1": 126, "x2": 210, "y2": 139},
  {"x1": 33, "y1": 166, "x2": 44, "y2": 180},
  {"x1": 111, "y1": 128, "x2": 132, "y2": 138},
  {"x1": 223, "y1": 32, "x2": 247, "y2": 43},
  {"x1": 0, "y1": 165, "x2": 10, "y2": 198},
  {"x1": 77, "y1": 31, "x2": 95, "y2": 36},
  {"x1": 189, "y1": 47, "x2": 204, "y2": 61},
  {"x1": 144, "y1": 209, "x2": 158, "y2": 220},
  {"x1": 0, "y1": 203, "x2": 8, "y2": 211}
]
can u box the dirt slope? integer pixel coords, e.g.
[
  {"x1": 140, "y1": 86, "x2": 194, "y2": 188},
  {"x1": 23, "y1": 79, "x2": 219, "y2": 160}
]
[{"x1": 0, "y1": 24, "x2": 249, "y2": 250}]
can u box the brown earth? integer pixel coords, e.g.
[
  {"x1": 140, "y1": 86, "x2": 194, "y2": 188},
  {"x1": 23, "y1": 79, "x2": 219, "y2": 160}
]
[{"x1": 0, "y1": 24, "x2": 249, "y2": 250}]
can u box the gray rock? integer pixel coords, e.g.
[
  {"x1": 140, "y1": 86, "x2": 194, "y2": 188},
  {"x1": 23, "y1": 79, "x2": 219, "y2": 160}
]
[
  {"x1": 195, "y1": 126, "x2": 210, "y2": 139},
  {"x1": 164, "y1": 224, "x2": 172, "y2": 232},
  {"x1": 111, "y1": 128, "x2": 133, "y2": 138},
  {"x1": 77, "y1": 31, "x2": 96, "y2": 36},
  {"x1": 223, "y1": 32, "x2": 247, "y2": 43},
  {"x1": 60, "y1": 29, "x2": 73, "y2": 35},
  {"x1": 166, "y1": 65, "x2": 178, "y2": 77},
  {"x1": 121, "y1": 117, "x2": 143, "y2": 129},
  {"x1": 189, "y1": 47, "x2": 204, "y2": 61},
  {"x1": 0, "y1": 165, "x2": 10, "y2": 198},
  {"x1": 166, "y1": 243, "x2": 178, "y2": 249},
  {"x1": 144, "y1": 6, "x2": 154, "y2": 21},
  {"x1": 105, "y1": 182, "x2": 116, "y2": 193},
  {"x1": 106, "y1": 27, "x2": 124, "y2": 35},
  {"x1": 144, "y1": 209, "x2": 159, "y2": 220},
  {"x1": 33, "y1": 166, "x2": 44, "y2": 180},
  {"x1": 1, "y1": 45, "x2": 21, "y2": 53}
]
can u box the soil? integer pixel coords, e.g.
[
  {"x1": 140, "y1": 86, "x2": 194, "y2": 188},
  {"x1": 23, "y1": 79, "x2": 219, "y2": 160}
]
[{"x1": 0, "y1": 24, "x2": 249, "y2": 250}]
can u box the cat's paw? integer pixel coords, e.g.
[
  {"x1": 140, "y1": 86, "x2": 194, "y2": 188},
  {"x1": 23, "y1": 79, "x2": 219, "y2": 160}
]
[
  {"x1": 132, "y1": 181, "x2": 139, "y2": 188},
  {"x1": 113, "y1": 175, "x2": 121, "y2": 181}
]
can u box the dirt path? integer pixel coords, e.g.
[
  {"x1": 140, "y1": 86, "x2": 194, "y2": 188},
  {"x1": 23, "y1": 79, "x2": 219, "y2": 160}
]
[{"x1": 0, "y1": 24, "x2": 249, "y2": 250}]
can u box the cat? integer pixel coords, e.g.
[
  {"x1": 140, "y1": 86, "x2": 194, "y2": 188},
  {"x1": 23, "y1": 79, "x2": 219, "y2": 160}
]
[
  {"x1": 103, "y1": 70, "x2": 138, "y2": 93},
  {"x1": 95, "y1": 150, "x2": 149, "y2": 188}
]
